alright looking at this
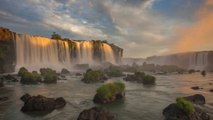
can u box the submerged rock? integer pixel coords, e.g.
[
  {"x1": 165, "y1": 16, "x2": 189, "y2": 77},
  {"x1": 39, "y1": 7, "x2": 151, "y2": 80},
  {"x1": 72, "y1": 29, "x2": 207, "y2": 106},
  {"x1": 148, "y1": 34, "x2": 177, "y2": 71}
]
[
  {"x1": 77, "y1": 107, "x2": 117, "y2": 120},
  {"x1": 163, "y1": 94, "x2": 211, "y2": 120},
  {"x1": 20, "y1": 94, "x2": 66, "y2": 112}
]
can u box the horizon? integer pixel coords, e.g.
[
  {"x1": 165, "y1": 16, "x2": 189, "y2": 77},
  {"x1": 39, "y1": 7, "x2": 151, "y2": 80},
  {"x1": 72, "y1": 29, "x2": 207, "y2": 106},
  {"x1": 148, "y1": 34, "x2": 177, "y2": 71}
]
[{"x1": 0, "y1": 0, "x2": 213, "y2": 58}]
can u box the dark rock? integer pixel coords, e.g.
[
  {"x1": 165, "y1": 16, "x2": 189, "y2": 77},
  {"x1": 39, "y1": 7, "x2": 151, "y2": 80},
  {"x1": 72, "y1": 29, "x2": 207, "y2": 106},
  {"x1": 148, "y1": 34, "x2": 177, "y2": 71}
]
[
  {"x1": 183, "y1": 94, "x2": 205, "y2": 105},
  {"x1": 20, "y1": 94, "x2": 66, "y2": 112},
  {"x1": 209, "y1": 89, "x2": 213, "y2": 92},
  {"x1": 0, "y1": 97, "x2": 8, "y2": 102},
  {"x1": 77, "y1": 107, "x2": 117, "y2": 120},
  {"x1": 93, "y1": 92, "x2": 125, "y2": 104},
  {"x1": 163, "y1": 103, "x2": 211, "y2": 120},
  {"x1": 191, "y1": 86, "x2": 202, "y2": 90},
  {"x1": 4, "y1": 74, "x2": 19, "y2": 82},
  {"x1": 76, "y1": 73, "x2": 82, "y2": 76},
  {"x1": 0, "y1": 78, "x2": 3, "y2": 87},
  {"x1": 61, "y1": 68, "x2": 70, "y2": 74}
]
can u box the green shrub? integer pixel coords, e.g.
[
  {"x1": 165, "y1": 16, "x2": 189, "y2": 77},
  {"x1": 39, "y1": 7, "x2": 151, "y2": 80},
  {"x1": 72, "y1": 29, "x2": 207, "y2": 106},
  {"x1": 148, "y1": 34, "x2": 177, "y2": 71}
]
[
  {"x1": 176, "y1": 97, "x2": 195, "y2": 115},
  {"x1": 96, "y1": 82, "x2": 125, "y2": 99},
  {"x1": 40, "y1": 68, "x2": 57, "y2": 83},
  {"x1": 83, "y1": 69, "x2": 105, "y2": 83},
  {"x1": 20, "y1": 71, "x2": 41, "y2": 84},
  {"x1": 18, "y1": 67, "x2": 28, "y2": 76},
  {"x1": 142, "y1": 75, "x2": 156, "y2": 85}
]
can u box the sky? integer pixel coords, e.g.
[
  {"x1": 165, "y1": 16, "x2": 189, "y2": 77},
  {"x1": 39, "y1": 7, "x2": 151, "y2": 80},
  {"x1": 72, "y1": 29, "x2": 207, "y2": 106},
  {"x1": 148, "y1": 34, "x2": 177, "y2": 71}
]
[{"x1": 0, "y1": 0, "x2": 212, "y2": 58}]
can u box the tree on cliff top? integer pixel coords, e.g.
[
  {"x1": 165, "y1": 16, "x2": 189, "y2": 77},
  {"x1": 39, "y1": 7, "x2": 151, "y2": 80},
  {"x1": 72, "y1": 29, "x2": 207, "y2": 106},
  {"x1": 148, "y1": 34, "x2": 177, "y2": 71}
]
[{"x1": 51, "y1": 32, "x2": 62, "y2": 40}]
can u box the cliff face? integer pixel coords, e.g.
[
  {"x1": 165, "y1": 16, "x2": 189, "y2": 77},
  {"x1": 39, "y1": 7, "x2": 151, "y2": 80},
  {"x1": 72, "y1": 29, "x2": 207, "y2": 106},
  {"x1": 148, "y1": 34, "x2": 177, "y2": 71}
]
[
  {"x1": 0, "y1": 27, "x2": 123, "y2": 73},
  {"x1": 0, "y1": 28, "x2": 16, "y2": 73},
  {"x1": 145, "y1": 51, "x2": 213, "y2": 71}
]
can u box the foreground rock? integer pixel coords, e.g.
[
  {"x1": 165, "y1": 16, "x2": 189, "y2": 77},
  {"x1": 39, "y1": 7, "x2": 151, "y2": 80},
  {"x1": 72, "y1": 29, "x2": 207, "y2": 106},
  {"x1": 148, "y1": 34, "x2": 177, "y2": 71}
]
[
  {"x1": 20, "y1": 94, "x2": 66, "y2": 112},
  {"x1": 93, "y1": 82, "x2": 125, "y2": 104},
  {"x1": 77, "y1": 107, "x2": 117, "y2": 120},
  {"x1": 183, "y1": 94, "x2": 205, "y2": 105},
  {"x1": 163, "y1": 94, "x2": 212, "y2": 120}
]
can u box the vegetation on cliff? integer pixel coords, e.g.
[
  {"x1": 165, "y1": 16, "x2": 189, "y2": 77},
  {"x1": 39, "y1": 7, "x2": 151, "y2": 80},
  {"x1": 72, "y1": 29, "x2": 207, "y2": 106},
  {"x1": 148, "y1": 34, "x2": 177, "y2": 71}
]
[{"x1": 93, "y1": 82, "x2": 125, "y2": 104}]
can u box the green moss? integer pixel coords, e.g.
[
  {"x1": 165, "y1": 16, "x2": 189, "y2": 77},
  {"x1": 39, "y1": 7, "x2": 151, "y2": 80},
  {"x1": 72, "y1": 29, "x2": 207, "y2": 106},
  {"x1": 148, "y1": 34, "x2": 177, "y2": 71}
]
[
  {"x1": 96, "y1": 82, "x2": 125, "y2": 99},
  {"x1": 18, "y1": 67, "x2": 28, "y2": 76},
  {"x1": 142, "y1": 75, "x2": 156, "y2": 85},
  {"x1": 176, "y1": 97, "x2": 195, "y2": 115},
  {"x1": 20, "y1": 71, "x2": 41, "y2": 84},
  {"x1": 83, "y1": 69, "x2": 105, "y2": 83},
  {"x1": 40, "y1": 68, "x2": 57, "y2": 83}
]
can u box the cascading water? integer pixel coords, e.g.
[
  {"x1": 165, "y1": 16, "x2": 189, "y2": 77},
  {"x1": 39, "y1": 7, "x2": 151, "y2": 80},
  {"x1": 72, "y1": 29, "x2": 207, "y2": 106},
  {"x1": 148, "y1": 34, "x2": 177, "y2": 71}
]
[
  {"x1": 189, "y1": 52, "x2": 208, "y2": 70},
  {"x1": 15, "y1": 34, "x2": 72, "y2": 71},
  {"x1": 15, "y1": 34, "x2": 117, "y2": 71},
  {"x1": 102, "y1": 43, "x2": 116, "y2": 64}
]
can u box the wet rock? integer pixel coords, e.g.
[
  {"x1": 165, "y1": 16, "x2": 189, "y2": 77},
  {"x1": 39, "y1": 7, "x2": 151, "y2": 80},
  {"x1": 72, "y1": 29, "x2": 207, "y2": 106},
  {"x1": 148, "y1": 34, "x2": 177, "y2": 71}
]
[
  {"x1": 191, "y1": 86, "x2": 203, "y2": 90},
  {"x1": 183, "y1": 94, "x2": 205, "y2": 105},
  {"x1": 163, "y1": 103, "x2": 211, "y2": 120},
  {"x1": 0, "y1": 78, "x2": 3, "y2": 87},
  {"x1": 0, "y1": 97, "x2": 8, "y2": 102},
  {"x1": 20, "y1": 94, "x2": 66, "y2": 112},
  {"x1": 76, "y1": 73, "x2": 82, "y2": 76},
  {"x1": 77, "y1": 107, "x2": 117, "y2": 120},
  {"x1": 4, "y1": 74, "x2": 19, "y2": 82},
  {"x1": 209, "y1": 89, "x2": 213, "y2": 92},
  {"x1": 61, "y1": 68, "x2": 70, "y2": 74}
]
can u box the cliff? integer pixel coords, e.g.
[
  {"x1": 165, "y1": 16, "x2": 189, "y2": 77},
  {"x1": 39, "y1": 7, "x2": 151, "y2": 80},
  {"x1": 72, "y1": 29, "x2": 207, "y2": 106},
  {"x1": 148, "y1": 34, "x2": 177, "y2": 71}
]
[
  {"x1": 145, "y1": 51, "x2": 213, "y2": 71},
  {"x1": 0, "y1": 27, "x2": 123, "y2": 73}
]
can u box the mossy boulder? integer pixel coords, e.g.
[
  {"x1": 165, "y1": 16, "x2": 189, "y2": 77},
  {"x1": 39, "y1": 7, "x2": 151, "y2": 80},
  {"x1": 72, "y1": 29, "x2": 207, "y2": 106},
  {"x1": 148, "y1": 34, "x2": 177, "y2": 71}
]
[
  {"x1": 20, "y1": 71, "x2": 41, "y2": 84},
  {"x1": 104, "y1": 66, "x2": 123, "y2": 77},
  {"x1": 124, "y1": 72, "x2": 156, "y2": 85},
  {"x1": 93, "y1": 82, "x2": 125, "y2": 104},
  {"x1": 40, "y1": 68, "x2": 57, "y2": 83},
  {"x1": 163, "y1": 95, "x2": 211, "y2": 120},
  {"x1": 18, "y1": 67, "x2": 28, "y2": 76},
  {"x1": 176, "y1": 97, "x2": 195, "y2": 115},
  {"x1": 82, "y1": 69, "x2": 107, "y2": 83}
]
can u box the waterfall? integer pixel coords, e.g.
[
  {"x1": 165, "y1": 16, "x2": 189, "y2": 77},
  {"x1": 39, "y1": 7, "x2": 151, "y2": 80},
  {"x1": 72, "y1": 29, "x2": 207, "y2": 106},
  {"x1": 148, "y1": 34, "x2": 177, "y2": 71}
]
[
  {"x1": 102, "y1": 43, "x2": 116, "y2": 64},
  {"x1": 15, "y1": 34, "x2": 72, "y2": 71},
  {"x1": 15, "y1": 34, "x2": 117, "y2": 71},
  {"x1": 189, "y1": 52, "x2": 208, "y2": 70}
]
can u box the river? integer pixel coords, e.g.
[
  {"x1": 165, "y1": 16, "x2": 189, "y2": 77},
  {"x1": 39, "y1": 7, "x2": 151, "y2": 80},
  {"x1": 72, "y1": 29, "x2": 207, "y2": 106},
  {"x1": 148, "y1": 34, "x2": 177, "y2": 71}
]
[{"x1": 0, "y1": 73, "x2": 212, "y2": 120}]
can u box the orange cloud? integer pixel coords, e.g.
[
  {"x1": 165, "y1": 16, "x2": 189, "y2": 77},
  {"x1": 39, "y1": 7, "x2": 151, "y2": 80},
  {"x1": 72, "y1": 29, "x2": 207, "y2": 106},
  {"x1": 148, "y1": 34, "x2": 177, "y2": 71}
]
[{"x1": 174, "y1": 0, "x2": 213, "y2": 52}]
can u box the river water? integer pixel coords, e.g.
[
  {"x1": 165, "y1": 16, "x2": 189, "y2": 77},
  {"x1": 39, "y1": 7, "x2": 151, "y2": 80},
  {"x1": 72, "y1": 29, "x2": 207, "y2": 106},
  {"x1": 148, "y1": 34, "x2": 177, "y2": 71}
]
[{"x1": 0, "y1": 73, "x2": 213, "y2": 120}]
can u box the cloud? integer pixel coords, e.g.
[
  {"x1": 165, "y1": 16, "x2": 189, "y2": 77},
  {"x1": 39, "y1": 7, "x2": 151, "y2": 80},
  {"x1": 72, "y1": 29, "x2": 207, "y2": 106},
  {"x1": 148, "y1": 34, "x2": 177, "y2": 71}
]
[
  {"x1": 174, "y1": 0, "x2": 213, "y2": 52},
  {"x1": 0, "y1": 0, "x2": 207, "y2": 58}
]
